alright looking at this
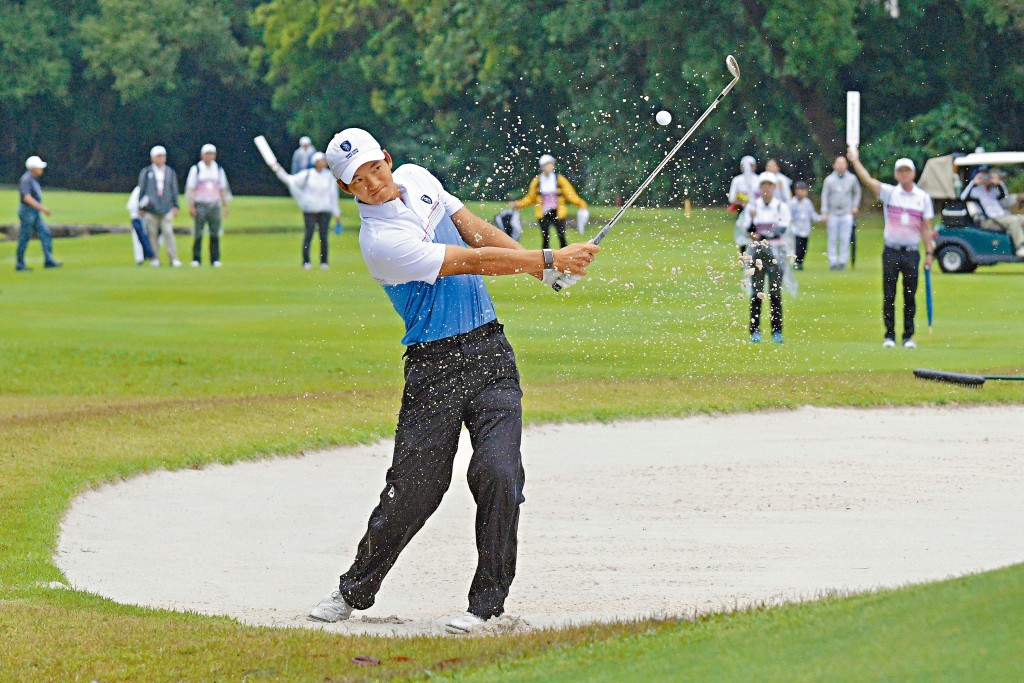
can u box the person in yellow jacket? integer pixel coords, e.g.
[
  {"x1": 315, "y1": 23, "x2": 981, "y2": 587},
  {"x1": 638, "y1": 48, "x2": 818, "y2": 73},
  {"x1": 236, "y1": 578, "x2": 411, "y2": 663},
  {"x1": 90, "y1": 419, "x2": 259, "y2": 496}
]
[{"x1": 511, "y1": 154, "x2": 588, "y2": 249}]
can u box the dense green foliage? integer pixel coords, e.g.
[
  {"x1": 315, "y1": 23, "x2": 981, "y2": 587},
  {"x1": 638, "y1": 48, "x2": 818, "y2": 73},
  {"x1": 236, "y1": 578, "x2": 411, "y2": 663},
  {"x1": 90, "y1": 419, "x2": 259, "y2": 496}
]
[{"x1": 5, "y1": 1, "x2": 1024, "y2": 198}]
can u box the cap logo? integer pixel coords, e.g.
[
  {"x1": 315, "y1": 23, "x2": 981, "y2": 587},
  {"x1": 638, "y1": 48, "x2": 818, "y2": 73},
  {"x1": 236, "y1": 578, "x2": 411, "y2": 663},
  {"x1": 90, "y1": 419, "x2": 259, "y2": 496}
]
[
  {"x1": 340, "y1": 141, "x2": 352, "y2": 152},
  {"x1": 421, "y1": 195, "x2": 432, "y2": 204}
]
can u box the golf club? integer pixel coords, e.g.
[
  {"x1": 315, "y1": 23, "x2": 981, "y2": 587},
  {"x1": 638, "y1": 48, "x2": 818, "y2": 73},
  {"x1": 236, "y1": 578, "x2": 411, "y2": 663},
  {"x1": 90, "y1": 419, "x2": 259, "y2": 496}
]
[
  {"x1": 590, "y1": 55, "x2": 740, "y2": 248},
  {"x1": 913, "y1": 368, "x2": 1024, "y2": 387},
  {"x1": 553, "y1": 56, "x2": 740, "y2": 291}
]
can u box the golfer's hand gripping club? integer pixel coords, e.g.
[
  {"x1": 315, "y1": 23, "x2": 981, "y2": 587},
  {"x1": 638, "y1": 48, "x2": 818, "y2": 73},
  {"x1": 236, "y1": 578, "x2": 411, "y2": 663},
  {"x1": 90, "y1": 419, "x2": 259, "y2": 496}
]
[{"x1": 548, "y1": 242, "x2": 600, "y2": 291}]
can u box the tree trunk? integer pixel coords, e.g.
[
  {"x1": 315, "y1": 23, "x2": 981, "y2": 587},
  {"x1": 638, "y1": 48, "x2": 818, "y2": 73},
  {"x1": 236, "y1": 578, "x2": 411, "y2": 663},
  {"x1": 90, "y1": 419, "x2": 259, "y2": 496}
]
[{"x1": 740, "y1": 0, "x2": 844, "y2": 156}]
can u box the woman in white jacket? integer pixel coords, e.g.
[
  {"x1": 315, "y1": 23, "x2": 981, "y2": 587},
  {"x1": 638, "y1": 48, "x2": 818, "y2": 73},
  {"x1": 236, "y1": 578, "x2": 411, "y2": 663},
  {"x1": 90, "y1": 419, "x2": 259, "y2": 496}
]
[{"x1": 273, "y1": 151, "x2": 341, "y2": 269}]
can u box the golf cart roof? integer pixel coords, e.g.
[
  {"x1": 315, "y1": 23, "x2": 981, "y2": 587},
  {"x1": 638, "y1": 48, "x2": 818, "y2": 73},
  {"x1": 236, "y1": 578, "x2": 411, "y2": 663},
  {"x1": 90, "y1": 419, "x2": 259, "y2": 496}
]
[
  {"x1": 953, "y1": 152, "x2": 1024, "y2": 167},
  {"x1": 919, "y1": 151, "x2": 1024, "y2": 199}
]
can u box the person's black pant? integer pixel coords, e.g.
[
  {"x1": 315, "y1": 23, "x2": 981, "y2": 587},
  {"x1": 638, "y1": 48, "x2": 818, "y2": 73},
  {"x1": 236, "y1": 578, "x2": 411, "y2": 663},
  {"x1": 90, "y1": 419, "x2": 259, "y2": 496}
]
[
  {"x1": 539, "y1": 209, "x2": 567, "y2": 249},
  {"x1": 303, "y1": 212, "x2": 331, "y2": 265},
  {"x1": 794, "y1": 236, "x2": 809, "y2": 267},
  {"x1": 339, "y1": 320, "x2": 525, "y2": 619},
  {"x1": 883, "y1": 246, "x2": 919, "y2": 341},
  {"x1": 748, "y1": 242, "x2": 784, "y2": 334},
  {"x1": 192, "y1": 202, "x2": 222, "y2": 263}
]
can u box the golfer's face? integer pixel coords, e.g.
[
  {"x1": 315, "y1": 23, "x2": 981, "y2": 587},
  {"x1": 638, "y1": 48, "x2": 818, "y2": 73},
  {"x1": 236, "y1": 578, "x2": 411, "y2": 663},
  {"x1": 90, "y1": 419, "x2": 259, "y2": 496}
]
[
  {"x1": 895, "y1": 167, "x2": 915, "y2": 185},
  {"x1": 346, "y1": 158, "x2": 399, "y2": 205}
]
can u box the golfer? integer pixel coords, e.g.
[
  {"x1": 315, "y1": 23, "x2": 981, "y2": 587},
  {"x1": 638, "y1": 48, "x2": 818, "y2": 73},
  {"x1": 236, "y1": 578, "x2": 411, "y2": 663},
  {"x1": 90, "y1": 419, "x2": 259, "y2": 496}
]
[
  {"x1": 15, "y1": 156, "x2": 61, "y2": 272},
  {"x1": 511, "y1": 154, "x2": 588, "y2": 249},
  {"x1": 741, "y1": 172, "x2": 791, "y2": 344},
  {"x1": 308, "y1": 128, "x2": 598, "y2": 633},
  {"x1": 848, "y1": 147, "x2": 934, "y2": 348}
]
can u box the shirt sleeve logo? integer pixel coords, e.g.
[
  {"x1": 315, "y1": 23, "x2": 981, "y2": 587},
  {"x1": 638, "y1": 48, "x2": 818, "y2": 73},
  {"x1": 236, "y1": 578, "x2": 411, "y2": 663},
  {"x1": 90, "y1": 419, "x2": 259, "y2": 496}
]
[{"x1": 421, "y1": 194, "x2": 433, "y2": 204}]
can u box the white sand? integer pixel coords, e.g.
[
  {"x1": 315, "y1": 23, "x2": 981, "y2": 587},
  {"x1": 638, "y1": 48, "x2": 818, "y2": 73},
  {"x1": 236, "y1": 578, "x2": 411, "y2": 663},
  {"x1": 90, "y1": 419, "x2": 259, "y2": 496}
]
[{"x1": 56, "y1": 405, "x2": 1024, "y2": 637}]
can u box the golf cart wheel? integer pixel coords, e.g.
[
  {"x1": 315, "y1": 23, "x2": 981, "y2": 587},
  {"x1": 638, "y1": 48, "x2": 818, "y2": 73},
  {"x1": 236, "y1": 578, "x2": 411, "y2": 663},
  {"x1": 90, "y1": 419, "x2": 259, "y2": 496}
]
[{"x1": 937, "y1": 245, "x2": 976, "y2": 273}]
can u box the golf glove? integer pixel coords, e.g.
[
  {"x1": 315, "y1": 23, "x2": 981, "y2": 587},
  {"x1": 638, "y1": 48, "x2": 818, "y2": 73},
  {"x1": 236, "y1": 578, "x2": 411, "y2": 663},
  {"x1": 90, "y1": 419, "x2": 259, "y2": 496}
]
[
  {"x1": 552, "y1": 273, "x2": 580, "y2": 291},
  {"x1": 541, "y1": 268, "x2": 561, "y2": 288}
]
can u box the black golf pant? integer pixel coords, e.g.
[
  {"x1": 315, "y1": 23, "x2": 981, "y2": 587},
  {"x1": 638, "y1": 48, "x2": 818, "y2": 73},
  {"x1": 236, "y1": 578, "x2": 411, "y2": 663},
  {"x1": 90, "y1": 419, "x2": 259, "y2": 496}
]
[
  {"x1": 339, "y1": 321, "x2": 525, "y2": 619},
  {"x1": 539, "y1": 209, "x2": 567, "y2": 249},
  {"x1": 794, "y1": 236, "x2": 809, "y2": 267},
  {"x1": 303, "y1": 212, "x2": 331, "y2": 265},
  {"x1": 883, "y1": 246, "x2": 919, "y2": 341},
  {"x1": 748, "y1": 242, "x2": 784, "y2": 335}
]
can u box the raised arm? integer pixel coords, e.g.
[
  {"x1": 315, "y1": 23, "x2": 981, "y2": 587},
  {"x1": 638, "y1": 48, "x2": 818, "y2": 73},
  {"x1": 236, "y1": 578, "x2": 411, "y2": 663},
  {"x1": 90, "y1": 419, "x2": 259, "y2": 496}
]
[{"x1": 847, "y1": 146, "x2": 881, "y2": 197}]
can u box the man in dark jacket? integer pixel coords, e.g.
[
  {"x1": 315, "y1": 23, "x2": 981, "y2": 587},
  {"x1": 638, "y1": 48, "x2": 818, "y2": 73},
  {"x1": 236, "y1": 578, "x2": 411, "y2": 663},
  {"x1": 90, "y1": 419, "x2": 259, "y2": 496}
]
[{"x1": 137, "y1": 145, "x2": 181, "y2": 267}]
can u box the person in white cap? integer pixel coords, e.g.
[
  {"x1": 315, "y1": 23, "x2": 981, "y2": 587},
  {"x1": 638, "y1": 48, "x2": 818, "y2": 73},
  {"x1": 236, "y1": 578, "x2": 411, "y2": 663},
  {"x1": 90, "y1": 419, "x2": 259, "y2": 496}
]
[
  {"x1": 308, "y1": 127, "x2": 598, "y2": 634},
  {"x1": 137, "y1": 145, "x2": 181, "y2": 267},
  {"x1": 185, "y1": 144, "x2": 231, "y2": 267},
  {"x1": 847, "y1": 147, "x2": 934, "y2": 349},
  {"x1": 510, "y1": 154, "x2": 588, "y2": 249},
  {"x1": 740, "y1": 172, "x2": 792, "y2": 343},
  {"x1": 270, "y1": 151, "x2": 339, "y2": 269},
  {"x1": 15, "y1": 156, "x2": 61, "y2": 271},
  {"x1": 728, "y1": 155, "x2": 759, "y2": 254},
  {"x1": 291, "y1": 136, "x2": 317, "y2": 174}
]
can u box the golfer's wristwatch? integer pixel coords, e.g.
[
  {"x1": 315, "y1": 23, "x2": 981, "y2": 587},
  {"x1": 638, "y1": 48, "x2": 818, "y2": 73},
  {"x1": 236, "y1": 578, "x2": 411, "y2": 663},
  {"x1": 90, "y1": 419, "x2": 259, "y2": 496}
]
[{"x1": 542, "y1": 249, "x2": 554, "y2": 270}]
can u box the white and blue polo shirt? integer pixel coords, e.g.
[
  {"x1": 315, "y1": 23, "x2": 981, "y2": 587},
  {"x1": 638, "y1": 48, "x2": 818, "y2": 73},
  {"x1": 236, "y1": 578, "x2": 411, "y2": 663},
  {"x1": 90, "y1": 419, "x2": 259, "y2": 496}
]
[{"x1": 358, "y1": 164, "x2": 496, "y2": 345}]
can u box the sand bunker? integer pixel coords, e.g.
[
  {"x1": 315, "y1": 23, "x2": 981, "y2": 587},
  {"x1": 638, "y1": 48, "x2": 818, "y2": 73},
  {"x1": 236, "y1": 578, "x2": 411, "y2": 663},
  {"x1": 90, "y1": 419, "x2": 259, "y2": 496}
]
[{"x1": 56, "y1": 405, "x2": 1024, "y2": 636}]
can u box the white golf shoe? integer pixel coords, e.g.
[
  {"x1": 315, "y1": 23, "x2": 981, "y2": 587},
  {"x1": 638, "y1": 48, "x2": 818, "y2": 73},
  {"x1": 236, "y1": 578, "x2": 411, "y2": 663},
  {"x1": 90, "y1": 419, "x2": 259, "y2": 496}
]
[
  {"x1": 883, "y1": 338, "x2": 896, "y2": 348},
  {"x1": 903, "y1": 338, "x2": 917, "y2": 349},
  {"x1": 307, "y1": 590, "x2": 354, "y2": 623},
  {"x1": 445, "y1": 612, "x2": 487, "y2": 634}
]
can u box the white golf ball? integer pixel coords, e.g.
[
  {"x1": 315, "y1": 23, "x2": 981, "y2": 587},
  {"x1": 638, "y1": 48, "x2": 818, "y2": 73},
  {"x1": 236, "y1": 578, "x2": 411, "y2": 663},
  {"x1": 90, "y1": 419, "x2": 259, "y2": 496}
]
[{"x1": 656, "y1": 110, "x2": 672, "y2": 126}]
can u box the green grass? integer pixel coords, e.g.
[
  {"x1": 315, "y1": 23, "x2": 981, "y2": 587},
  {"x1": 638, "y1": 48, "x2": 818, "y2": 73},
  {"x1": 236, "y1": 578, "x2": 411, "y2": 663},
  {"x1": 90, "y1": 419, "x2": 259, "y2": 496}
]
[{"x1": 0, "y1": 193, "x2": 1022, "y2": 681}]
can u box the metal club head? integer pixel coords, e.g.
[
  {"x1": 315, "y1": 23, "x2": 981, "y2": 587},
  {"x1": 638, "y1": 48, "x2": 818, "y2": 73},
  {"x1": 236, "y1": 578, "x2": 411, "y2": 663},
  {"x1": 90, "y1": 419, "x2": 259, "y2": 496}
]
[{"x1": 726, "y1": 55, "x2": 740, "y2": 80}]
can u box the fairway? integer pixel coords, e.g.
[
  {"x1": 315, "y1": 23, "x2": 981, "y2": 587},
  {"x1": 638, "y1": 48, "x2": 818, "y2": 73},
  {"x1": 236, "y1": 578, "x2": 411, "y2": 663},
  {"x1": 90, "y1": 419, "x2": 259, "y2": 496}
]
[{"x1": 2, "y1": 196, "x2": 1022, "y2": 681}]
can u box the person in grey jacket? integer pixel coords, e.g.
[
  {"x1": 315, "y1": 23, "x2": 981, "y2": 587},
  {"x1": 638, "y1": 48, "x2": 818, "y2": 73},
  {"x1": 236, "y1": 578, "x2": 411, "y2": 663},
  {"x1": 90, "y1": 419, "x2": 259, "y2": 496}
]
[
  {"x1": 137, "y1": 145, "x2": 181, "y2": 267},
  {"x1": 820, "y1": 154, "x2": 862, "y2": 270},
  {"x1": 291, "y1": 136, "x2": 318, "y2": 174}
]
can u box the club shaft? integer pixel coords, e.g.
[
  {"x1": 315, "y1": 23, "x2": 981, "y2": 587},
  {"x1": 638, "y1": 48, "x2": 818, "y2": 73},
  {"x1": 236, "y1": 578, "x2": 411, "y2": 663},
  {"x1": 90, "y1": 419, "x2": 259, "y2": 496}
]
[{"x1": 591, "y1": 77, "x2": 739, "y2": 246}]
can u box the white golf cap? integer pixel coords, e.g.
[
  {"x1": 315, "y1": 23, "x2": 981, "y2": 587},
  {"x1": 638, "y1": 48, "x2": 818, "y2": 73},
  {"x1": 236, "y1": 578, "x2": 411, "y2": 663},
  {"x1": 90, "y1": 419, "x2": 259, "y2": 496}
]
[
  {"x1": 757, "y1": 171, "x2": 777, "y2": 185},
  {"x1": 894, "y1": 157, "x2": 915, "y2": 172},
  {"x1": 299, "y1": 136, "x2": 312, "y2": 146},
  {"x1": 325, "y1": 128, "x2": 386, "y2": 184},
  {"x1": 150, "y1": 145, "x2": 167, "y2": 158},
  {"x1": 201, "y1": 143, "x2": 216, "y2": 154},
  {"x1": 539, "y1": 154, "x2": 555, "y2": 167},
  {"x1": 311, "y1": 151, "x2": 326, "y2": 164},
  {"x1": 25, "y1": 155, "x2": 47, "y2": 169}
]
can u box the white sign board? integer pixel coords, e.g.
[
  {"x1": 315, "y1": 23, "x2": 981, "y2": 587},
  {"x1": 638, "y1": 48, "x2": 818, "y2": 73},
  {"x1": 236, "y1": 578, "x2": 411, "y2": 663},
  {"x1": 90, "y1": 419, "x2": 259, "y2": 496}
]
[{"x1": 846, "y1": 91, "x2": 861, "y2": 148}]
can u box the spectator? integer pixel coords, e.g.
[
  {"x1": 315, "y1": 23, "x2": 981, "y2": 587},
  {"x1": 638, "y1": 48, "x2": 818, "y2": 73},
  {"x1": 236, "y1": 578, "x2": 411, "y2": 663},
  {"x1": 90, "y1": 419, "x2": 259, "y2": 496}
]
[
  {"x1": 137, "y1": 146, "x2": 182, "y2": 267},
  {"x1": 272, "y1": 151, "x2": 340, "y2": 269},
  {"x1": 765, "y1": 159, "x2": 793, "y2": 202},
  {"x1": 511, "y1": 154, "x2": 588, "y2": 249},
  {"x1": 127, "y1": 186, "x2": 158, "y2": 266},
  {"x1": 15, "y1": 156, "x2": 61, "y2": 272},
  {"x1": 291, "y1": 136, "x2": 317, "y2": 174},
  {"x1": 185, "y1": 144, "x2": 232, "y2": 267},
  {"x1": 729, "y1": 155, "x2": 759, "y2": 254},
  {"x1": 741, "y1": 173, "x2": 791, "y2": 344},
  {"x1": 848, "y1": 147, "x2": 934, "y2": 349},
  {"x1": 788, "y1": 181, "x2": 821, "y2": 270},
  {"x1": 820, "y1": 154, "x2": 862, "y2": 270},
  {"x1": 960, "y1": 168, "x2": 1024, "y2": 258}
]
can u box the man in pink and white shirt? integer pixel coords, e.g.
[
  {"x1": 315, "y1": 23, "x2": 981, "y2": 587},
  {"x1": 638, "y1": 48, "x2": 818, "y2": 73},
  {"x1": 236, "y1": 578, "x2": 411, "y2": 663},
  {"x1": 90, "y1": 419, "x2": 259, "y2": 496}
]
[
  {"x1": 848, "y1": 147, "x2": 934, "y2": 349},
  {"x1": 185, "y1": 144, "x2": 231, "y2": 267}
]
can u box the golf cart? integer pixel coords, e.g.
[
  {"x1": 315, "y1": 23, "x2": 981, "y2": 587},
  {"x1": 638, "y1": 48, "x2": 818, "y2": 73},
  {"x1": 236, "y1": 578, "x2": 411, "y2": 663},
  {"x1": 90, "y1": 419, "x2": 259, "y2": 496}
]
[{"x1": 918, "y1": 151, "x2": 1024, "y2": 273}]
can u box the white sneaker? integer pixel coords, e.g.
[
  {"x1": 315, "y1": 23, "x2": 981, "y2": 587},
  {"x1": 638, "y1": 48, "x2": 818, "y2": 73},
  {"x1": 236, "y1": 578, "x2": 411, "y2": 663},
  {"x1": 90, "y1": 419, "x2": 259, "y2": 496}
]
[
  {"x1": 190, "y1": 260, "x2": 200, "y2": 267},
  {"x1": 150, "y1": 259, "x2": 160, "y2": 267},
  {"x1": 307, "y1": 590, "x2": 354, "y2": 623},
  {"x1": 883, "y1": 338, "x2": 896, "y2": 348},
  {"x1": 1016, "y1": 246, "x2": 1024, "y2": 258},
  {"x1": 320, "y1": 263, "x2": 329, "y2": 270},
  {"x1": 213, "y1": 261, "x2": 222, "y2": 268},
  {"x1": 303, "y1": 263, "x2": 312, "y2": 270},
  {"x1": 445, "y1": 612, "x2": 487, "y2": 634},
  {"x1": 172, "y1": 260, "x2": 183, "y2": 268},
  {"x1": 903, "y1": 338, "x2": 917, "y2": 349}
]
